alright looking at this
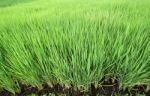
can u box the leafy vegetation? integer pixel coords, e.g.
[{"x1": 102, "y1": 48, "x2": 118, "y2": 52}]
[
  {"x1": 0, "y1": 0, "x2": 31, "y2": 7},
  {"x1": 0, "y1": 0, "x2": 150, "y2": 95}
]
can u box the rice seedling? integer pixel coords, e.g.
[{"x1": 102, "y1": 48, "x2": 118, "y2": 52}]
[{"x1": 0, "y1": 0, "x2": 150, "y2": 95}]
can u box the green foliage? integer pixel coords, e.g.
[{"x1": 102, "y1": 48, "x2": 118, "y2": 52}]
[
  {"x1": 0, "y1": 0, "x2": 150, "y2": 93},
  {"x1": 0, "y1": 0, "x2": 32, "y2": 7}
]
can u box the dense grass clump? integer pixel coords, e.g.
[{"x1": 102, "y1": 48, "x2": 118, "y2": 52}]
[{"x1": 0, "y1": 0, "x2": 150, "y2": 95}]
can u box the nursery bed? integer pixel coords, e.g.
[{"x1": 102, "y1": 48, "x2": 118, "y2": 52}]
[
  {"x1": 0, "y1": 76, "x2": 149, "y2": 96},
  {"x1": 0, "y1": 0, "x2": 150, "y2": 96}
]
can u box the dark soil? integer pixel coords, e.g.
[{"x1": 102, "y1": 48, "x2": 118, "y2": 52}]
[
  {"x1": 0, "y1": 76, "x2": 150, "y2": 96},
  {"x1": 0, "y1": 90, "x2": 12, "y2": 96}
]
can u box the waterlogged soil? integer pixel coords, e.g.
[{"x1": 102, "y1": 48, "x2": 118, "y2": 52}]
[{"x1": 0, "y1": 76, "x2": 150, "y2": 96}]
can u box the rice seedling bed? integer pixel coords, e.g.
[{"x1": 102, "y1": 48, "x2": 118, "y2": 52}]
[
  {"x1": 1, "y1": 69, "x2": 148, "y2": 96},
  {"x1": 0, "y1": 76, "x2": 150, "y2": 96},
  {"x1": 0, "y1": 0, "x2": 150, "y2": 96}
]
